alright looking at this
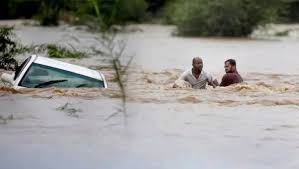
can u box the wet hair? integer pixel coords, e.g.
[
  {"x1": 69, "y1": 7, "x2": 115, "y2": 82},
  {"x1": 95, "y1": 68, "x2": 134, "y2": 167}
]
[{"x1": 225, "y1": 59, "x2": 236, "y2": 66}]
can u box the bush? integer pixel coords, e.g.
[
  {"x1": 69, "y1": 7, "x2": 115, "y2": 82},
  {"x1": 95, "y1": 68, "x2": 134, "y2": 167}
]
[
  {"x1": 116, "y1": 0, "x2": 148, "y2": 23},
  {"x1": 0, "y1": 26, "x2": 87, "y2": 72},
  {"x1": 284, "y1": 1, "x2": 299, "y2": 22},
  {"x1": 77, "y1": 0, "x2": 147, "y2": 30},
  {"x1": 0, "y1": 0, "x2": 39, "y2": 19},
  {"x1": 167, "y1": 0, "x2": 285, "y2": 37},
  {"x1": 47, "y1": 44, "x2": 87, "y2": 59},
  {"x1": 0, "y1": 26, "x2": 18, "y2": 70},
  {"x1": 37, "y1": 0, "x2": 67, "y2": 26}
]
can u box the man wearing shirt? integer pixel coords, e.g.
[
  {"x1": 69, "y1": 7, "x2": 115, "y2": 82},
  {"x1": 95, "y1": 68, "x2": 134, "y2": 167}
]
[
  {"x1": 220, "y1": 59, "x2": 243, "y2": 87},
  {"x1": 179, "y1": 57, "x2": 218, "y2": 89}
]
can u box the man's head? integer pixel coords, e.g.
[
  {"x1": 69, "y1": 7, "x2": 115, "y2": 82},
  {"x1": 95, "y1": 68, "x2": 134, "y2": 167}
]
[
  {"x1": 192, "y1": 57, "x2": 203, "y2": 71},
  {"x1": 224, "y1": 59, "x2": 237, "y2": 73}
]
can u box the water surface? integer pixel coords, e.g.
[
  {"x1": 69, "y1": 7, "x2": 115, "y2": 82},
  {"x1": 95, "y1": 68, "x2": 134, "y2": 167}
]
[{"x1": 0, "y1": 22, "x2": 299, "y2": 169}]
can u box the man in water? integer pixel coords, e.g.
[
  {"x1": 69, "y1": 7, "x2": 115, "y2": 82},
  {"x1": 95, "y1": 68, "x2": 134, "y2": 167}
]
[
  {"x1": 178, "y1": 57, "x2": 218, "y2": 89},
  {"x1": 220, "y1": 59, "x2": 243, "y2": 87}
]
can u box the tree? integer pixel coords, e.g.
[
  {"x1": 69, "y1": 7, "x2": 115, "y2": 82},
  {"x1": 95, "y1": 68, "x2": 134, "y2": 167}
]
[{"x1": 167, "y1": 0, "x2": 285, "y2": 37}]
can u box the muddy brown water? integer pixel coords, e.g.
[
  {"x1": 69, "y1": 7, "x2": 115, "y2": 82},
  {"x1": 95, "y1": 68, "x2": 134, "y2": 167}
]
[{"x1": 0, "y1": 22, "x2": 299, "y2": 169}]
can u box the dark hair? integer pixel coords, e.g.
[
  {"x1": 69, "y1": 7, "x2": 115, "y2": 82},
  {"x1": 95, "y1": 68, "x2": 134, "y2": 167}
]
[{"x1": 225, "y1": 59, "x2": 236, "y2": 66}]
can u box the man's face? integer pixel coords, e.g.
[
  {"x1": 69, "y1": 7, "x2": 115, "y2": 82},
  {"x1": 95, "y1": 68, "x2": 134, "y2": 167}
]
[
  {"x1": 224, "y1": 62, "x2": 234, "y2": 73},
  {"x1": 192, "y1": 58, "x2": 203, "y2": 71}
]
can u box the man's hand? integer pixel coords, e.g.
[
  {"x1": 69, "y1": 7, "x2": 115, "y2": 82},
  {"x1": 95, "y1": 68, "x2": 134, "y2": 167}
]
[{"x1": 208, "y1": 79, "x2": 219, "y2": 88}]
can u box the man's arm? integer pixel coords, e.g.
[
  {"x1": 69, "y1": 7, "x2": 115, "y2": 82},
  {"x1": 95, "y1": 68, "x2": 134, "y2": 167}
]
[
  {"x1": 208, "y1": 79, "x2": 218, "y2": 88},
  {"x1": 212, "y1": 79, "x2": 219, "y2": 88},
  {"x1": 178, "y1": 70, "x2": 188, "y2": 81},
  {"x1": 173, "y1": 70, "x2": 190, "y2": 88},
  {"x1": 207, "y1": 73, "x2": 218, "y2": 88}
]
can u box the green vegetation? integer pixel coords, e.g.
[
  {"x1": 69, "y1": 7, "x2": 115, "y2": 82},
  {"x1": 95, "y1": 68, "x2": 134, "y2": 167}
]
[
  {"x1": 98, "y1": 34, "x2": 133, "y2": 121},
  {"x1": 116, "y1": 0, "x2": 147, "y2": 22},
  {"x1": 22, "y1": 43, "x2": 87, "y2": 59},
  {"x1": 0, "y1": 26, "x2": 19, "y2": 70},
  {"x1": 275, "y1": 30, "x2": 289, "y2": 36},
  {"x1": 0, "y1": 0, "x2": 39, "y2": 19},
  {"x1": 0, "y1": 26, "x2": 87, "y2": 71},
  {"x1": 1, "y1": 0, "x2": 149, "y2": 28},
  {"x1": 37, "y1": 0, "x2": 66, "y2": 26},
  {"x1": 166, "y1": 0, "x2": 285, "y2": 37},
  {"x1": 282, "y1": 1, "x2": 299, "y2": 22},
  {"x1": 75, "y1": 0, "x2": 147, "y2": 31},
  {"x1": 89, "y1": 1, "x2": 135, "y2": 120},
  {"x1": 1, "y1": 0, "x2": 299, "y2": 37},
  {"x1": 47, "y1": 44, "x2": 87, "y2": 59}
]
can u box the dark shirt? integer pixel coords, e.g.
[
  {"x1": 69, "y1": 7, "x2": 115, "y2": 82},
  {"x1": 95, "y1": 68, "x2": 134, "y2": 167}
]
[{"x1": 220, "y1": 72, "x2": 243, "y2": 87}]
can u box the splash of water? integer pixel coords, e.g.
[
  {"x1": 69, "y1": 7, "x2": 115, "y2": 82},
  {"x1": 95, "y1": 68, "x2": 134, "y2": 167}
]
[{"x1": 1, "y1": 68, "x2": 298, "y2": 107}]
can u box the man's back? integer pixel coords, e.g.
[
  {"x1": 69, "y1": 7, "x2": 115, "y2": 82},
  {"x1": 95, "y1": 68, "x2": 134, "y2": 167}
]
[{"x1": 220, "y1": 72, "x2": 243, "y2": 87}]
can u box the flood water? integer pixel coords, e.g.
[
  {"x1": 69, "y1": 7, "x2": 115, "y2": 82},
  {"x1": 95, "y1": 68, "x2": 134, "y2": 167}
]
[{"x1": 0, "y1": 21, "x2": 299, "y2": 169}]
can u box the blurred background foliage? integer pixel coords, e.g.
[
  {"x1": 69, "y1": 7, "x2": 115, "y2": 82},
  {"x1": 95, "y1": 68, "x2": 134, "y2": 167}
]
[
  {"x1": 166, "y1": 0, "x2": 286, "y2": 36},
  {"x1": 0, "y1": 0, "x2": 299, "y2": 36}
]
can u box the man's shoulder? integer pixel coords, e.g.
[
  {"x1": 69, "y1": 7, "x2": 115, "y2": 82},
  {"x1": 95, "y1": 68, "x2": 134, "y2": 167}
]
[
  {"x1": 202, "y1": 70, "x2": 213, "y2": 79},
  {"x1": 223, "y1": 72, "x2": 238, "y2": 78},
  {"x1": 202, "y1": 70, "x2": 210, "y2": 75},
  {"x1": 180, "y1": 69, "x2": 192, "y2": 80},
  {"x1": 182, "y1": 69, "x2": 192, "y2": 76},
  {"x1": 221, "y1": 72, "x2": 243, "y2": 84}
]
